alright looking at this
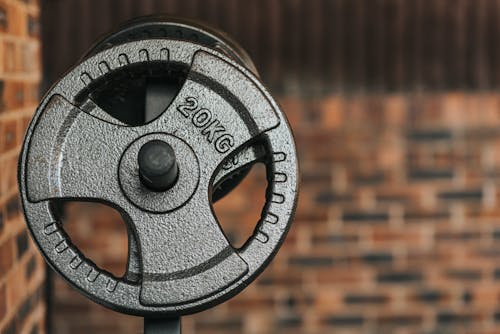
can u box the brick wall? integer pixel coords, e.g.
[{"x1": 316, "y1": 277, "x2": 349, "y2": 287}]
[
  {"x1": 49, "y1": 91, "x2": 500, "y2": 334},
  {"x1": 0, "y1": 0, "x2": 44, "y2": 333}
]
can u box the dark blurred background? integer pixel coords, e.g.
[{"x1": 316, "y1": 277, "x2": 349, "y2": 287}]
[
  {"x1": 43, "y1": 0, "x2": 500, "y2": 94},
  {"x1": 4, "y1": 0, "x2": 500, "y2": 333}
]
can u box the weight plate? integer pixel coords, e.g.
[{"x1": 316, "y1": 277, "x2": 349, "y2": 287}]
[
  {"x1": 19, "y1": 39, "x2": 298, "y2": 316},
  {"x1": 84, "y1": 15, "x2": 259, "y2": 76},
  {"x1": 82, "y1": 17, "x2": 258, "y2": 202},
  {"x1": 80, "y1": 18, "x2": 267, "y2": 285}
]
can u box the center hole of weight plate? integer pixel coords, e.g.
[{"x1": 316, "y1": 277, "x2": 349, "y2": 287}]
[{"x1": 138, "y1": 140, "x2": 179, "y2": 192}]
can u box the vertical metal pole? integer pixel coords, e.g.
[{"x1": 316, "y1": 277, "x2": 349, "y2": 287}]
[{"x1": 144, "y1": 317, "x2": 181, "y2": 334}]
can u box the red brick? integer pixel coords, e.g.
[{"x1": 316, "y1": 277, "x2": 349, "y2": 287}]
[
  {"x1": 0, "y1": 238, "x2": 14, "y2": 273},
  {"x1": 319, "y1": 96, "x2": 344, "y2": 130},
  {"x1": 3, "y1": 81, "x2": 25, "y2": 109},
  {"x1": 0, "y1": 1, "x2": 42, "y2": 333},
  {"x1": 0, "y1": 119, "x2": 17, "y2": 153},
  {"x1": 0, "y1": 284, "x2": 5, "y2": 320},
  {"x1": 3, "y1": 40, "x2": 16, "y2": 73}
]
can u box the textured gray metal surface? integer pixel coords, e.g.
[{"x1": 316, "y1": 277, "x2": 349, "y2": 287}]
[
  {"x1": 84, "y1": 16, "x2": 259, "y2": 77},
  {"x1": 83, "y1": 18, "x2": 260, "y2": 201},
  {"x1": 19, "y1": 32, "x2": 298, "y2": 316}
]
